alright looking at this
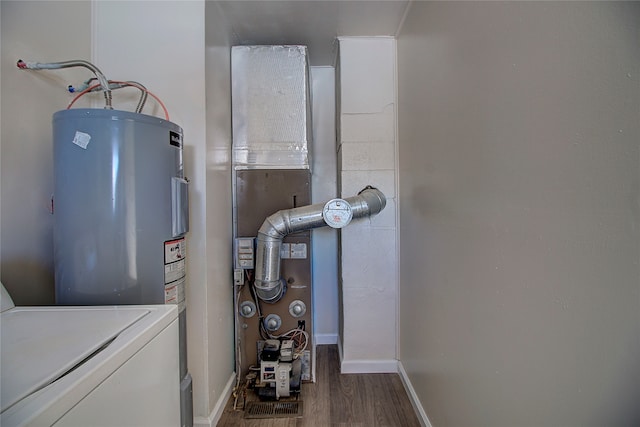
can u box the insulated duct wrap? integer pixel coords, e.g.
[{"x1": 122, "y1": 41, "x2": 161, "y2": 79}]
[
  {"x1": 231, "y1": 45, "x2": 312, "y2": 169},
  {"x1": 254, "y1": 188, "x2": 386, "y2": 302}
]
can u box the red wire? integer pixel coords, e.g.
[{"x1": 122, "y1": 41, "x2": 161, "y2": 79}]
[{"x1": 67, "y1": 81, "x2": 170, "y2": 121}]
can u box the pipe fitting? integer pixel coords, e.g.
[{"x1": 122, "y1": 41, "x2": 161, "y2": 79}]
[
  {"x1": 17, "y1": 59, "x2": 113, "y2": 109},
  {"x1": 253, "y1": 187, "x2": 386, "y2": 302}
]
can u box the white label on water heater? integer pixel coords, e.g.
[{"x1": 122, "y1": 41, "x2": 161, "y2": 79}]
[
  {"x1": 164, "y1": 238, "x2": 186, "y2": 312},
  {"x1": 165, "y1": 277, "x2": 186, "y2": 312},
  {"x1": 165, "y1": 259, "x2": 186, "y2": 283},
  {"x1": 72, "y1": 131, "x2": 91, "y2": 149}
]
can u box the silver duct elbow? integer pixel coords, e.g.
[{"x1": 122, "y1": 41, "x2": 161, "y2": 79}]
[{"x1": 253, "y1": 187, "x2": 386, "y2": 302}]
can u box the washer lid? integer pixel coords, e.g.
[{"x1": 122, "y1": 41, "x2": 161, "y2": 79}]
[{"x1": 0, "y1": 307, "x2": 149, "y2": 413}]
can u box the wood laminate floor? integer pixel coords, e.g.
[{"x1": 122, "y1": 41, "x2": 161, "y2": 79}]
[{"x1": 217, "y1": 345, "x2": 421, "y2": 427}]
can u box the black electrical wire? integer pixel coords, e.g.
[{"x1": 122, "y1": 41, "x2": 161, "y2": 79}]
[{"x1": 247, "y1": 269, "x2": 269, "y2": 340}]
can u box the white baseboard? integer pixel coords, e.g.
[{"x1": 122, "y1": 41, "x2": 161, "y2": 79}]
[
  {"x1": 193, "y1": 372, "x2": 235, "y2": 427},
  {"x1": 340, "y1": 358, "x2": 399, "y2": 374},
  {"x1": 337, "y1": 334, "x2": 398, "y2": 374},
  {"x1": 398, "y1": 362, "x2": 433, "y2": 427},
  {"x1": 314, "y1": 333, "x2": 339, "y2": 345}
]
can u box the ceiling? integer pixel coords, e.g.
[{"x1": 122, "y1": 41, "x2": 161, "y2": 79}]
[{"x1": 211, "y1": 1, "x2": 411, "y2": 66}]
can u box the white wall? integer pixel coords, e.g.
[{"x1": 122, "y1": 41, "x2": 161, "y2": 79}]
[
  {"x1": 397, "y1": 2, "x2": 640, "y2": 426},
  {"x1": 203, "y1": 1, "x2": 235, "y2": 423},
  {"x1": 337, "y1": 37, "x2": 398, "y2": 372},
  {"x1": 310, "y1": 66, "x2": 339, "y2": 344},
  {"x1": 0, "y1": 1, "x2": 92, "y2": 304}
]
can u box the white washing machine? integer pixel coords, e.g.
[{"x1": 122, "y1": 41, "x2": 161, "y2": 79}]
[{"x1": 0, "y1": 283, "x2": 180, "y2": 427}]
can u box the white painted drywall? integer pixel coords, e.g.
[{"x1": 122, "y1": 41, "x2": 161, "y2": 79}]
[
  {"x1": 0, "y1": 1, "x2": 92, "y2": 304},
  {"x1": 203, "y1": 1, "x2": 235, "y2": 422},
  {"x1": 397, "y1": 2, "x2": 640, "y2": 426},
  {"x1": 337, "y1": 37, "x2": 399, "y2": 371},
  {"x1": 310, "y1": 66, "x2": 339, "y2": 344}
]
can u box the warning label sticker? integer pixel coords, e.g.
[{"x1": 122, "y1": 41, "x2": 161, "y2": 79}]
[
  {"x1": 165, "y1": 238, "x2": 186, "y2": 264},
  {"x1": 165, "y1": 277, "x2": 185, "y2": 307},
  {"x1": 164, "y1": 238, "x2": 186, "y2": 312}
]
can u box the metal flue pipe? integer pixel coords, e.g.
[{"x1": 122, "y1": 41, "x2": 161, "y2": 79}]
[{"x1": 254, "y1": 186, "x2": 386, "y2": 302}]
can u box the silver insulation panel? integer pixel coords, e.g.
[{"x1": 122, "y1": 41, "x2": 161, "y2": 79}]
[{"x1": 232, "y1": 45, "x2": 312, "y2": 169}]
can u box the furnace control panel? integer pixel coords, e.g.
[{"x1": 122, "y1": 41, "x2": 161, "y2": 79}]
[{"x1": 234, "y1": 237, "x2": 255, "y2": 269}]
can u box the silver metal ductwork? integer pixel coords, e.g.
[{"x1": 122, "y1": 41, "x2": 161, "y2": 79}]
[{"x1": 254, "y1": 187, "x2": 386, "y2": 302}]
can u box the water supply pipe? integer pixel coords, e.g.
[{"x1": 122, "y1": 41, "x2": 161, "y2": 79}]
[
  {"x1": 17, "y1": 59, "x2": 113, "y2": 109},
  {"x1": 254, "y1": 186, "x2": 386, "y2": 302}
]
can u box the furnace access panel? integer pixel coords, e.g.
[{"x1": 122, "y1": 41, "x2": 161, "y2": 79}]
[{"x1": 234, "y1": 169, "x2": 314, "y2": 382}]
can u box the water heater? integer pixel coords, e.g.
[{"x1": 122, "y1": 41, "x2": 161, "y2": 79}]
[{"x1": 53, "y1": 108, "x2": 188, "y2": 306}]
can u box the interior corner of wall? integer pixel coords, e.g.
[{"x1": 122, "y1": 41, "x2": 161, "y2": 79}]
[{"x1": 90, "y1": 0, "x2": 99, "y2": 64}]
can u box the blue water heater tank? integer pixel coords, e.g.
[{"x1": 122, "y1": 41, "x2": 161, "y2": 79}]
[{"x1": 52, "y1": 109, "x2": 189, "y2": 307}]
